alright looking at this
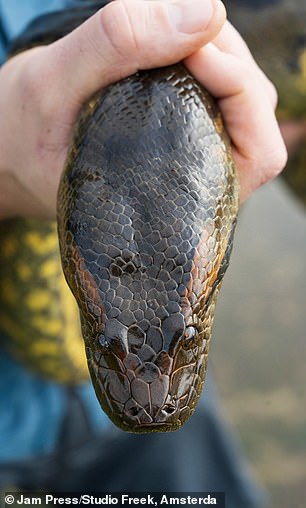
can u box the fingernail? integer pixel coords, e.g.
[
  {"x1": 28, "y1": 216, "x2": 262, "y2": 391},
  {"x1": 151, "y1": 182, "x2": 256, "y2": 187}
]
[{"x1": 169, "y1": 0, "x2": 215, "y2": 34}]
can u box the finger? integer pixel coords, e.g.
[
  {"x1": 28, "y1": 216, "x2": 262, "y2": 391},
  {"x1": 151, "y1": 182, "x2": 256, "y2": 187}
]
[
  {"x1": 213, "y1": 21, "x2": 278, "y2": 109},
  {"x1": 213, "y1": 19, "x2": 255, "y2": 59},
  {"x1": 184, "y1": 43, "x2": 287, "y2": 200},
  {"x1": 43, "y1": 0, "x2": 226, "y2": 108}
]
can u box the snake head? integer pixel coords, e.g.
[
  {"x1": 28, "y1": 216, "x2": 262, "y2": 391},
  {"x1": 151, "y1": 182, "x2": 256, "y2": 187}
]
[
  {"x1": 57, "y1": 64, "x2": 239, "y2": 432},
  {"x1": 83, "y1": 314, "x2": 209, "y2": 433},
  {"x1": 75, "y1": 226, "x2": 231, "y2": 433}
]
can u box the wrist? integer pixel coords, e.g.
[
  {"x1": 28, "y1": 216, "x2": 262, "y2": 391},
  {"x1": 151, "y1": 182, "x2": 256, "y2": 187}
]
[{"x1": 0, "y1": 49, "x2": 60, "y2": 220}]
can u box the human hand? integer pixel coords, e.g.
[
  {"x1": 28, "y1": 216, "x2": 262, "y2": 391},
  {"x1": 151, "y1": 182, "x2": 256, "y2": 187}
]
[
  {"x1": 0, "y1": 0, "x2": 286, "y2": 219},
  {"x1": 184, "y1": 20, "x2": 287, "y2": 201}
]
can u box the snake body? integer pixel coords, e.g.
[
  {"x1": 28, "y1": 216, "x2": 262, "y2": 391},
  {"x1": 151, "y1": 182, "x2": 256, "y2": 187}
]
[
  {"x1": 0, "y1": 218, "x2": 88, "y2": 382},
  {"x1": 1, "y1": 1, "x2": 239, "y2": 432}
]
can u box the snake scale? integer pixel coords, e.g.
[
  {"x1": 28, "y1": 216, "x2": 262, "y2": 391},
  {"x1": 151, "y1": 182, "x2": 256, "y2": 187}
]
[{"x1": 0, "y1": 0, "x2": 240, "y2": 432}]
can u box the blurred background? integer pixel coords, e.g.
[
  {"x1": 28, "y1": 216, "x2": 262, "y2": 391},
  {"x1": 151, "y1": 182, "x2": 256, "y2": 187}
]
[{"x1": 212, "y1": 176, "x2": 306, "y2": 508}]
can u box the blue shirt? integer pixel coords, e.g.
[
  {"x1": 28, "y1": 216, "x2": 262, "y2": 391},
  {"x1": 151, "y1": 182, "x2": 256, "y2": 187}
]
[{"x1": 0, "y1": 0, "x2": 109, "y2": 463}]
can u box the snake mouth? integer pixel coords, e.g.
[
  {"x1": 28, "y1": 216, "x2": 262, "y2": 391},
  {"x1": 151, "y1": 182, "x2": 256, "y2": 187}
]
[
  {"x1": 102, "y1": 396, "x2": 193, "y2": 434},
  {"x1": 117, "y1": 402, "x2": 183, "y2": 433},
  {"x1": 87, "y1": 339, "x2": 206, "y2": 432}
]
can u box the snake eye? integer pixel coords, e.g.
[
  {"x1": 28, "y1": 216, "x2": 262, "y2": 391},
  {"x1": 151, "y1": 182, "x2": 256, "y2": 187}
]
[
  {"x1": 98, "y1": 334, "x2": 109, "y2": 353},
  {"x1": 182, "y1": 326, "x2": 199, "y2": 349}
]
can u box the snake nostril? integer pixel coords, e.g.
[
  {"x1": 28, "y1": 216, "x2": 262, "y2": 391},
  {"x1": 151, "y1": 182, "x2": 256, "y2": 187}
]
[
  {"x1": 163, "y1": 404, "x2": 176, "y2": 415},
  {"x1": 126, "y1": 406, "x2": 140, "y2": 417}
]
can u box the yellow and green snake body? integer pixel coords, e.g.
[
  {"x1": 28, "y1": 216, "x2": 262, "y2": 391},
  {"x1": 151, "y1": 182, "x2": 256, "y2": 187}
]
[{"x1": 0, "y1": 218, "x2": 88, "y2": 382}]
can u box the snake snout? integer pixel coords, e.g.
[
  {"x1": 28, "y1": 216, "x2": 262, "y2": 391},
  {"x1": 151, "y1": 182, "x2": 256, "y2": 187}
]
[{"x1": 87, "y1": 316, "x2": 206, "y2": 432}]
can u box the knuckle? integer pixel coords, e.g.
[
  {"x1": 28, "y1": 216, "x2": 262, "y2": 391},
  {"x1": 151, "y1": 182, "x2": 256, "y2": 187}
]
[
  {"x1": 266, "y1": 78, "x2": 278, "y2": 110},
  {"x1": 258, "y1": 69, "x2": 278, "y2": 109},
  {"x1": 272, "y1": 144, "x2": 288, "y2": 175},
  {"x1": 261, "y1": 145, "x2": 288, "y2": 184}
]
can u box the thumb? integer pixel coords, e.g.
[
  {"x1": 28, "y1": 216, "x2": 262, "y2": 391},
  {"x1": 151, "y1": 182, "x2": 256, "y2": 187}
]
[{"x1": 46, "y1": 0, "x2": 226, "y2": 107}]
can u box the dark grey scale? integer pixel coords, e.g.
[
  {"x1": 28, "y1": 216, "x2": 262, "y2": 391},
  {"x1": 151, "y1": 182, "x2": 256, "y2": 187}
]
[{"x1": 54, "y1": 25, "x2": 239, "y2": 429}]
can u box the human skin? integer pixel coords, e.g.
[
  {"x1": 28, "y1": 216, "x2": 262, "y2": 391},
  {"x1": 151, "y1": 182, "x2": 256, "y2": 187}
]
[{"x1": 0, "y1": 0, "x2": 287, "y2": 220}]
